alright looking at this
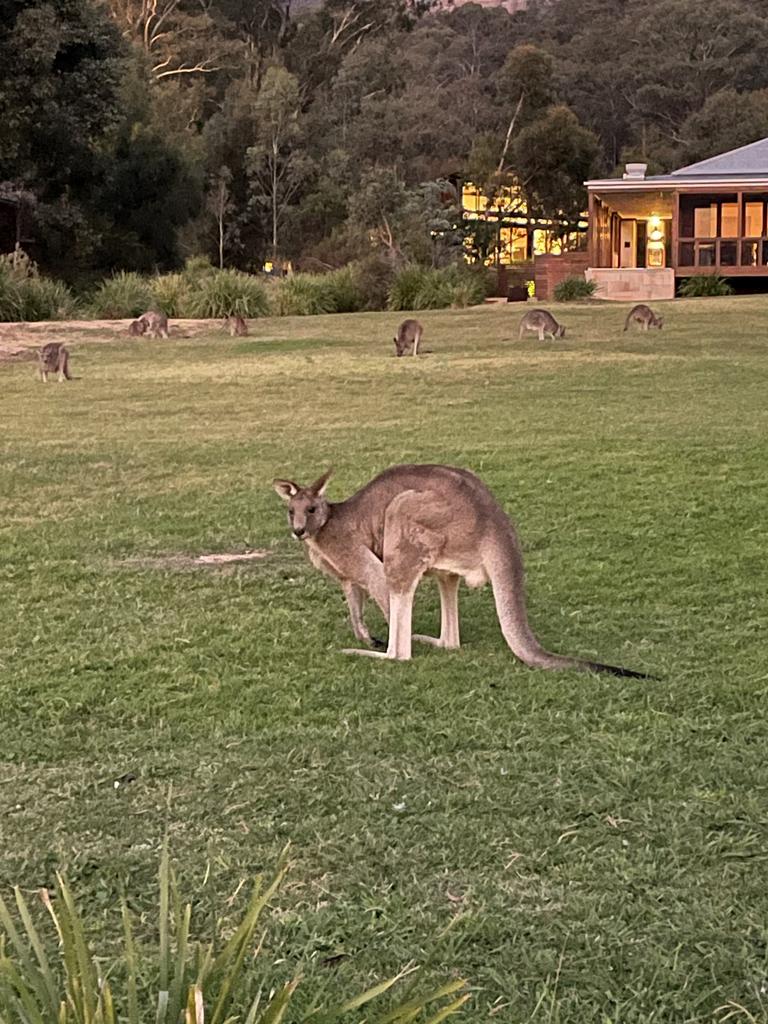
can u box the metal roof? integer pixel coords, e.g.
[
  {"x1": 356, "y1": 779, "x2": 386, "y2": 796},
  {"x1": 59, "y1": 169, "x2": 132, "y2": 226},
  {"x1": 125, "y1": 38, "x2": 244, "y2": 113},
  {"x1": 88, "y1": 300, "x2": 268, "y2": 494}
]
[{"x1": 586, "y1": 136, "x2": 768, "y2": 190}]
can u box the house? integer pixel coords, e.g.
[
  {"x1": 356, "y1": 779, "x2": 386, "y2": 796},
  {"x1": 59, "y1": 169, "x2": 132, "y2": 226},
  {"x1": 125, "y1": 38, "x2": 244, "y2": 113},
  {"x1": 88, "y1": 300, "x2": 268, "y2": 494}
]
[
  {"x1": 585, "y1": 137, "x2": 768, "y2": 300},
  {"x1": 462, "y1": 181, "x2": 587, "y2": 263}
]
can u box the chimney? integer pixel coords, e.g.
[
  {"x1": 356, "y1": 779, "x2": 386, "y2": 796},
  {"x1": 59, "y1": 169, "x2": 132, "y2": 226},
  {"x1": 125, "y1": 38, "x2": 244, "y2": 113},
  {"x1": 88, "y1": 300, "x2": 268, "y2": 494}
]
[{"x1": 623, "y1": 162, "x2": 647, "y2": 180}]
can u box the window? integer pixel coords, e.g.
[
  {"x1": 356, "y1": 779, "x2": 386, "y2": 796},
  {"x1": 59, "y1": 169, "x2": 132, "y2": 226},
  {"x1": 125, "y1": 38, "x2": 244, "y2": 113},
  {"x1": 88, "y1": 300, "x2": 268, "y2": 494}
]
[
  {"x1": 721, "y1": 204, "x2": 739, "y2": 238},
  {"x1": 742, "y1": 241, "x2": 759, "y2": 267},
  {"x1": 694, "y1": 205, "x2": 717, "y2": 237},
  {"x1": 679, "y1": 241, "x2": 694, "y2": 265},
  {"x1": 697, "y1": 242, "x2": 716, "y2": 266},
  {"x1": 745, "y1": 202, "x2": 764, "y2": 237},
  {"x1": 720, "y1": 240, "x2": 738, "y2": 266}
]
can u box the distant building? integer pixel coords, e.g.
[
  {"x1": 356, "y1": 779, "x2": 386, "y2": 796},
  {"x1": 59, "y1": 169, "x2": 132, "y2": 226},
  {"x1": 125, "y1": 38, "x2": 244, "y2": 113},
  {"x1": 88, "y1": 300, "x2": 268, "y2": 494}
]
[
  {"x1": 585, "y1": 136, "x2": 768, "y2": 299},
  {"x1": 462, "y1": 180, "x2": 587, "y2": 265}
]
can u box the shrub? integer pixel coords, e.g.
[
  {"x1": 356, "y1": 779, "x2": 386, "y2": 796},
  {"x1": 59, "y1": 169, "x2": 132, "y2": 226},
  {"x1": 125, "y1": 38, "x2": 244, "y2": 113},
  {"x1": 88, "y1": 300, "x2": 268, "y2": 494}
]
[
  {"x1": 271, "y1": 273, "x2": 336, "y2": 316},
  {"x1": 678, "y1": 274, "x2": 734, "y2": 298},
  {"x1": 388, "y1": 264, "x2": 488, "y2": 311},
  {"x1": 88, "y1": 271, "x2": 154, "y2": 318},
  {"x1": 185, "y1": 268, "x2": 270, "y2": 318},
  {"x1": 0, "y1": 266, "x2": 22, "y2": 321},
  {"x1": 0, "y1": 844, "x2": 468, "y2": 1023},
  {"x1": 323, "y1": 265, "x2": 367, "y2": 313},
  {"x1": 0, "y1": 248, "x2": 76, "y2": 321},
  {"x1": 553, "y1": 275, "x2": 597, "y2": 301},
  {"x1": 350, "y1": 253, "x2": 395, "y2": 311},
  {"x1": 150, "y1": 273, "x2": 191, "y2": 318},
  {"x1": 17, "y1": 276, "x2": 77, "y2": 321}
]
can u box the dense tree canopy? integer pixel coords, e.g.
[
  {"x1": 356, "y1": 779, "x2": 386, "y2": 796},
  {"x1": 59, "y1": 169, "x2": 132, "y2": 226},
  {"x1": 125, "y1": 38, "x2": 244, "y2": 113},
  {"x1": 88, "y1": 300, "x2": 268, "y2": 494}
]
[{"x1": 3, "y1": 0, "x2": 768, "y2": 278}]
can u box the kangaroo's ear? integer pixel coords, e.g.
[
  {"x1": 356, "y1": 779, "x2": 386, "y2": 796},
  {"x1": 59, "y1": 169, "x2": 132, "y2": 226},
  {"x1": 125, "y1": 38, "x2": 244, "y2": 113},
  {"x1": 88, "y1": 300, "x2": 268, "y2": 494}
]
[
  {"x1": 273, "y1": 479, "x2": 300, "y2": 501},
  {"x1": 309, "y1": 467, "x2": 334, "y2": 495}
]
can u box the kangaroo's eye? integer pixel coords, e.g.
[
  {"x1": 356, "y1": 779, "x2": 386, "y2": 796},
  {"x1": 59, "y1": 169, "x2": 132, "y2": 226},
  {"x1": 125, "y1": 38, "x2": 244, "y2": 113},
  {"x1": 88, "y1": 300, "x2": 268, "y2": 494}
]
[{"x1": 307, "y1": 506, "x2": 317, "y2": 514}]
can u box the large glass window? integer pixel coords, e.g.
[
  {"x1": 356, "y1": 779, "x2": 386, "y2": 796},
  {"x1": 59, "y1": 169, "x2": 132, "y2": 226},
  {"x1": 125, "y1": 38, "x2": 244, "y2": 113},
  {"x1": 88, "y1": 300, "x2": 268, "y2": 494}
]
[
  {"x1": 721, "y1": 204, "x2": 739, "y2": 237},
  {"x1": 698, "y1": 242, "x2": 716, "y2": 266},
  {"x1": 742, "y1": 241, "x2": 760, "y2": 266},
  {"x1": 679, "y1": 241, "x2": 694, "y2": 265},
  {"x1": 694, "y1": 204, "x2": 717, "y2": 237},
  {"x1": 745, "y1": 201, "x2": 764, "y2": 237},
  {"x1": 720, "y1": 240, "x2": 738, "y2": 266}
]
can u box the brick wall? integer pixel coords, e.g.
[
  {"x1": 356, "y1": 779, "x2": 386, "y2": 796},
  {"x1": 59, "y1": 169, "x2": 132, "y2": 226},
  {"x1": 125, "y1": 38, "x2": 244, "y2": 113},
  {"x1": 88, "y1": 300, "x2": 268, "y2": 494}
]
[{"x1": 534, "y1": 253, "x2": 590, "y2": 301}]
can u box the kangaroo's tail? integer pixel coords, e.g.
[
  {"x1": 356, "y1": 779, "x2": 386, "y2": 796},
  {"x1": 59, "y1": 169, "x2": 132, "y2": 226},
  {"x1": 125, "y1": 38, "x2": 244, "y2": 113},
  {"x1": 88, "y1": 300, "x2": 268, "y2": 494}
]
[{"x1": 486, "y1": 530, "x2": 653, "y2": 679}]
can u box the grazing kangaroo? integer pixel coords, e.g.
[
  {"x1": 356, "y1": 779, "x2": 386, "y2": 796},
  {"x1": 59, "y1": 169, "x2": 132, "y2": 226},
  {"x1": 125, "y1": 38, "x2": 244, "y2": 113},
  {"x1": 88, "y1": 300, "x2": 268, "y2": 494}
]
[
  {"x1": 394, "y1": 318, "x2": 423, "y2": 357},
  {"x1": 139, "y1": 311, "x2": 169, "y2": 339},
  {"x1": 624, "y1": 304, "x2": 663, "y2": 331},
  {"x1": 127, "y1": 319, "x2": 147, "y2": 337},
  {"x1": 519, "y1": 309, "x2": 566, "y2": 342},
  {"x1": 223, "y1": 315, "x2": 248, "y2": 337},
  {"x1": 37, "y1": 343, "x2": 72, "y2": 383},
  {"x1": 273, "y1": 464, "x2": 650, "y2": 677}
]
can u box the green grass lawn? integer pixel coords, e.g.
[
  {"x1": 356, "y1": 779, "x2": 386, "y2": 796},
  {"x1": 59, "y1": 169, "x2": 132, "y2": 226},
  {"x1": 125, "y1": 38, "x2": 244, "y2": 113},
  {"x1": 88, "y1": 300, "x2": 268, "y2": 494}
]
[{"x1": 1, "y1": 297, "x2": 767, "y2": 1022}]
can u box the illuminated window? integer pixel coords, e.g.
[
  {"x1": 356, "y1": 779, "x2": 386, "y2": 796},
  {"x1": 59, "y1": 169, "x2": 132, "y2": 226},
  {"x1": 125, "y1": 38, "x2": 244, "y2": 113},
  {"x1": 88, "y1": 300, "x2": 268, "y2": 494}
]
[
  {"x1": 694, "y1": 205, "x2": 717, "y2": 237},
  {"x1": 721, "y1": 204, "x2": 738, "y2": 238},
  {"x1": 745, "y1": 202, "x2": 764, "y2": 237}
]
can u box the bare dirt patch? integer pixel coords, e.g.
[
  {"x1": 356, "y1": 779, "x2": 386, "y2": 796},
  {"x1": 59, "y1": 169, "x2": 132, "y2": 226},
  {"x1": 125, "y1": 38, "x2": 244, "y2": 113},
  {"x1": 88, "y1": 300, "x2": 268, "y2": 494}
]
[
  {"x1": 115, "y1": 549, "x2": 271, "y2": 571},
  {"x1": 0, "y1": 319, "x2": 223, "y2": 361}
]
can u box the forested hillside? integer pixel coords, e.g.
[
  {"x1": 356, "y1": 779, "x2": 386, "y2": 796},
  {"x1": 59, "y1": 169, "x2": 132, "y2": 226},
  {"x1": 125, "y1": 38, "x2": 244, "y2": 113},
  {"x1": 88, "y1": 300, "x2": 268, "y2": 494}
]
[{"x1": 2, "y1": 0, "x2": 768, "y2": 281}]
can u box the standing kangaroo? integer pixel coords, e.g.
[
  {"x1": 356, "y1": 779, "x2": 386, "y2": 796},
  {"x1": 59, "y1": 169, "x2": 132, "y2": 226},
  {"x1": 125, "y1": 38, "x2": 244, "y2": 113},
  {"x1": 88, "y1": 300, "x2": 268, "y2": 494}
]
[
  {"x1": 139, "y1": 311, "x2": 169, "y2": 339},
  {"x1": 624, "y1": 304, "x2": 663, "y2": 331},
  {"x1": 394, "y1": 319, "x2": 423, "y2": 357},
  {"x1": 273, "y1": 464, "x2": 650, "y2": 677},
  {"x1": 519, "y1": 309, "x2": 566, "y2": 342},
  {"x1": 223, "y1": 315, "x2": 248, "y2": 337},
  {"x1": 37, "y1": 343, "x2": 72, "y2": 383}
]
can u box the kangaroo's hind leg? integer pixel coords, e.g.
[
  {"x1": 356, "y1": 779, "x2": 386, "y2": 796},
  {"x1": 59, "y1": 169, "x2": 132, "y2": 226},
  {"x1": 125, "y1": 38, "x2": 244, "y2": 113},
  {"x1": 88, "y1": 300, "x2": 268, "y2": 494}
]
[{"x1": 413, "y1": 572, "x2": 460, "y2": 649}]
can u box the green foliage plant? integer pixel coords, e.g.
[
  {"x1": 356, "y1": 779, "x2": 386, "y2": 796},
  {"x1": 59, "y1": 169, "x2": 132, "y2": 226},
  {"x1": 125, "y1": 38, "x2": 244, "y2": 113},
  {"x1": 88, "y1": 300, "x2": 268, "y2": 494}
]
[
  {"x1": 87, "y1": 272, "x2": 154, "y2": 319},
  {"x1": 553, "y1": 276, "x2": 597, "y2": 301},
  {"x1": 0, "y1": 844, "x2": 468, "y2": 1024},
  {"x1": 678, "y1": 274, "x2": 734, "y2": 298},
  {"x1": 184, "y1": 269, "x2": 270, "y2": 319},
  {"x1": 0, "y1": 250, "x2": 76, "y2": 321}
]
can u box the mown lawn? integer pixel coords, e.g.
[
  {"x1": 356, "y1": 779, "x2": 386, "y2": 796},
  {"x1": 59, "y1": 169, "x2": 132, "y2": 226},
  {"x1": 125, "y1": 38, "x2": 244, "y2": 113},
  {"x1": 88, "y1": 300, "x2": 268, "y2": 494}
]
[{"x1": 1, "y1": 298, "x2": 767, "y2": 1022}]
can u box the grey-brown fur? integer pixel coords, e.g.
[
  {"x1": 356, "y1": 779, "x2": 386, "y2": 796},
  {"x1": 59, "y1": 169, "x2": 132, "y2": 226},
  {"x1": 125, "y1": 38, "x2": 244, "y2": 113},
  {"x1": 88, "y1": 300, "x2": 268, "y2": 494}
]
[
  {"x1": 223, "y1": 315, "x2": 248, "y2": 337},
  {"x1": 273, "y1": 464, "x2": 650, "y2": 678},
  {"x1": 127, "y1": 319, "x2": 147, "y2": 337},
  {"x1": 394, "y1": 318, "x2": 423, "y2": 357},
  {"x1": 624, "y1": 303, "x2": 663, "y2": 331},
  {"x1": 37, "y1": 342, "x2": 71, "y2": 383},
  {"x1": 518, "y1": 309, "x2": 566, "y2": 341},
  {"x1": 139, "y1": 311, "x2": 169, "y2": 339}
]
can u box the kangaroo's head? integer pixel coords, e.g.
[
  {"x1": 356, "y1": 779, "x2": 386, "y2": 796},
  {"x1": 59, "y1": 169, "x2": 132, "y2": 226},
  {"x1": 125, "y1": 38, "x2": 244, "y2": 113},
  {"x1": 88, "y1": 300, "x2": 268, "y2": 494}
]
[
  {"x1": 273, "y1": 468, "x2": 333, "y2": 540},
  {"x1": 654, "y1": 316, "x2": 664, "y2": 329},
  {"x1": 557, "y1": 324, "x2": 566, "y2": 338},
  {"x1": 394, "y1": 335, "x2": 405, "y2": 356}
]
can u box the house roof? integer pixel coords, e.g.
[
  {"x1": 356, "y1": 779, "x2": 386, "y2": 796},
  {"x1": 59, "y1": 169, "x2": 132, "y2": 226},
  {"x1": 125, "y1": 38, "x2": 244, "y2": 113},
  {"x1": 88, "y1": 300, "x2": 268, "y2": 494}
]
[
  {"x1": 671, "y1": 137, "x2": 768, "y2": 177},
  {"x1": 586, "y1": 136, "x2": 768, "y2": 191}
]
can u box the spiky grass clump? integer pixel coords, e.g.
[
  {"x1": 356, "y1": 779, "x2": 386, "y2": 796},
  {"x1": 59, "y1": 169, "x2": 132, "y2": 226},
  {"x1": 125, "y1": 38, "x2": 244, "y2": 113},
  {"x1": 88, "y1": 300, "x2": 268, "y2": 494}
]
[
  {"x1": 150, "y1": 273, "x2": 191, "y2": 318},
  {"x1": 387, "y1": 264, "x2": 487, "y2": 311},
  {"x1": 0, "y1": 251, "x2": 76, "y2": 321},
  {"x1": 322, "y1": 266, "x2": 368, "y2": 313},
  {"x1": 185, "y1": 269, "x2": 270, "y2": 319},
  {"x1": 0, "y1": 844, "x2": 468, "y2": 1023},
  {"x1": 271, "y1": 274, "x2": 336, "y2": 316},
  {"x1": 87, "y1": 272, "x2": 154, "y2": 319},
  {"x1": 553, "y1": 276, "x2": 597, "y2": 302},
  {"x1": 678, "y1": 274, "x2": 734, "y2": 298}
]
